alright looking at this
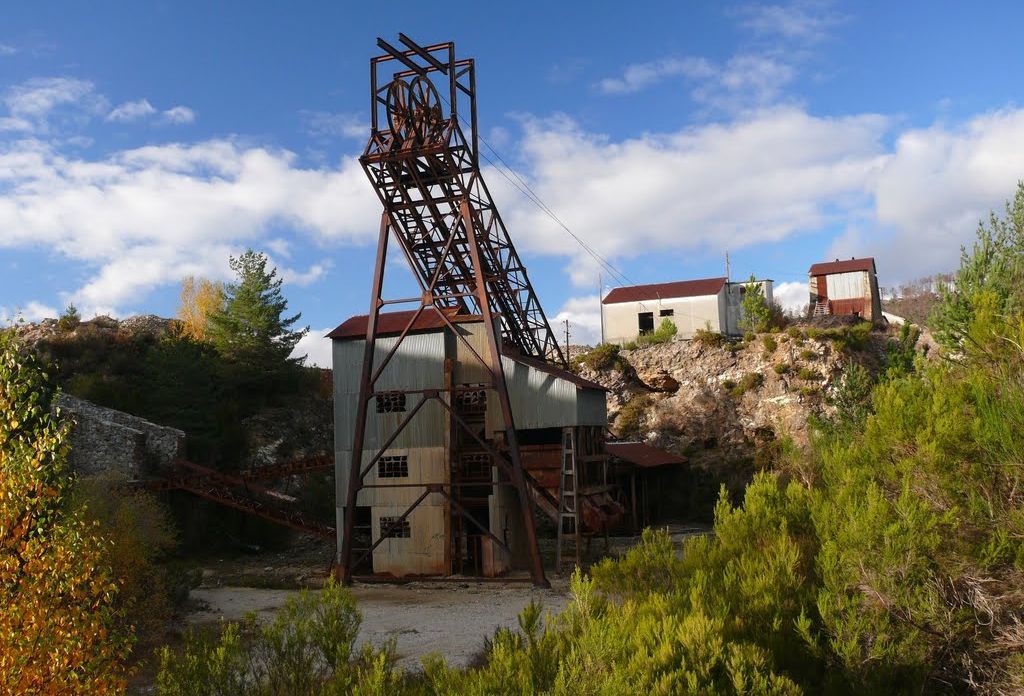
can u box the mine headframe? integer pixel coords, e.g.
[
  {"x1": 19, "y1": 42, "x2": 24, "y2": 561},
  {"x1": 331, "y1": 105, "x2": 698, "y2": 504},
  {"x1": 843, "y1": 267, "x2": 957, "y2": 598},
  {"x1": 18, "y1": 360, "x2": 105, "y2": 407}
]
[
  {"x1": 338, "y1": 35, "x2": 562, "y2": 588},
  {"x1": 360, "y1": 34, "x2": 564, "y2": 366}
]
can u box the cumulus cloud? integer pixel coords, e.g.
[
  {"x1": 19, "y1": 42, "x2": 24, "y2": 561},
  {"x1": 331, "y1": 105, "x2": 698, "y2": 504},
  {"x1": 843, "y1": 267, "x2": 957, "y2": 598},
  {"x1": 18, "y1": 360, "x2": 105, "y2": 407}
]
[
  {"x1": 772, "y1": 281, "x2": 810, "y2": 313},
  {"x1": 281, "y1": 262, "x2": 330, "y2": 286},
  {"x1": 0, "y1": 138, "x2": 378, "y2": 312},
  {"x1": 596, "y1": 57, "x2": 715, "y2": 95},
  {"x1": 162, "y1": 105, "x2": 195, "y2": 124},
  {"x1": 291, "y1": 328, "x2": 333, "y2": 368},
  {"x1": 552, "y1": 294, "x2": 603, "y2": 346},
  {"x1": 833, "y1": 108, "x2": 1024, "y2": 279},
  {"x1": 0, "y1": 300, "x2": 59, "y2": 325},
  {"x1": 0, "y1": 44, "x2": 16, "y2": 57},
  {"x1": 106, "y1": 98, "x2": 157, "y2": 122},
  {"x1": 492, "y1": 108, "x2": 889, "y2": 285}
]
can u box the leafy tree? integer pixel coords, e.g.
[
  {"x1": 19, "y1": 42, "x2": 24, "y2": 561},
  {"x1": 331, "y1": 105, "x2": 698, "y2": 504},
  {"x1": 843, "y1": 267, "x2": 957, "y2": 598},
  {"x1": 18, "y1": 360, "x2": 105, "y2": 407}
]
[
  {"x1": 177, "y1": 276, "x2": 225, "y2": 341},
  {"x1": 741, "y1": 274, "x2": 771, "y2": 334},
  {"x1": 207, "y1": 250, "x2": 308, "y2": 368},
  {"x1": 932, "y1": 180, "x2": 1024, "y2": 350},
  {"x1": 0, "y1": 332, "x2": 129, "y2": 693}
]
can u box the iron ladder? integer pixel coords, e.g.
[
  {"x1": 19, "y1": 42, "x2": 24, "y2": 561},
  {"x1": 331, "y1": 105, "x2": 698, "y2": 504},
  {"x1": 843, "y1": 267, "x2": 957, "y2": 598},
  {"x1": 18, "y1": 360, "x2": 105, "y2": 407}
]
[{"x1": 555, "y1": 427, "x2": 582, "y2": 574}]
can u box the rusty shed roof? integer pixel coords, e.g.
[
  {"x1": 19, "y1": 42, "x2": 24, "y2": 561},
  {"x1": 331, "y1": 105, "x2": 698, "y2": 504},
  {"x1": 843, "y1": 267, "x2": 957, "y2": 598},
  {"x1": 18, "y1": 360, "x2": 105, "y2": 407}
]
[
  {"x1": 327, "y1": 307, "x2": 481, "y2": 340},
  {"x1": 606, "y1": 441, "x2": 687, "y2": 468},
  {"x1": 808, "y1": 257, "x2": 876, "y2": 276},
  {"x1": 602, "y1": 277, "x2": 727, "y2": 305},
  {"x1": 505, "y1": 353, "x2": 607, "y2": 392}
]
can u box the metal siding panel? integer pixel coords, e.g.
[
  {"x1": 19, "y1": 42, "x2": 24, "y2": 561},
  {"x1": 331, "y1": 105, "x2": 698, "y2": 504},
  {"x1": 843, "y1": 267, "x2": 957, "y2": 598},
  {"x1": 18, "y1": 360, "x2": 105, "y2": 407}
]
[
  {"x1": 502, "y1": 356, "x2": 577, "y2": 429},
  {"x1": 827, "y1": 271, "x2": 864, "y2": 300},
  {"x1": 576, "y1": 389, "x2": 608, "y2": 426}
]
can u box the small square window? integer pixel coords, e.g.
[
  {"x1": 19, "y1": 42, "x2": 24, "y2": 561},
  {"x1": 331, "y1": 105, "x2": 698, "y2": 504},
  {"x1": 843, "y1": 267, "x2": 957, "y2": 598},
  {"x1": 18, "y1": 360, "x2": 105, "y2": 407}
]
[
  {"x1": 378, "y1": 455, "x2": 409, "y2": 478},
  {"x1": 380, "y1": 516, "x2": 411, "y2": 539},
  {"x1": 459, "y1": 452, "x2": 491, "y2": 480},
  {"x1": 659, "y1": 309, "x2": 674, "y2": 317},
  {"x1": 376, "y1": 391, "x2": 406, "y2": 413}
]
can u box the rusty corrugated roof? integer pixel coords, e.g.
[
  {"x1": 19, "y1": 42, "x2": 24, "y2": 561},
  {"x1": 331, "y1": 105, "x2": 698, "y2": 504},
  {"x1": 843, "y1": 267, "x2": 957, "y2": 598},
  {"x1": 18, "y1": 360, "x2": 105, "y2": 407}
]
[
  {"x1": 327, "y1": 307, "x2": 481, "y2": 340},
  {"x1": 505, "y1": 353, "x2": 607, "y2": 392},
  {"x1": 809, "y1": 257, "x2": 876, "y2": 276},
  {"x1": 606, "y1": 441, "x2": 687, "y2": 468},
  {"x1": 602, "y1": 277, "x2": 727, "y2": 305}
]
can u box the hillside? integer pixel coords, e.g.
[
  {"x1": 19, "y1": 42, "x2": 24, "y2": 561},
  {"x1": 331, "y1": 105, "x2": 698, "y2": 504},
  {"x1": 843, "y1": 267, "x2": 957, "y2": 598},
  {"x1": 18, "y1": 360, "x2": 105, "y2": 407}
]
[{"x1": 576, "y1": 320, "x2": 922, "y2": 517}]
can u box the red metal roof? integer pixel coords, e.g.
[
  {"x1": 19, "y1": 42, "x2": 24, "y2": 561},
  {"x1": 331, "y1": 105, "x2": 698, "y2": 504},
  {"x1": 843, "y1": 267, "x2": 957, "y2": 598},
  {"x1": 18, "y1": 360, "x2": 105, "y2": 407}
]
[
  {"x1": 809, "y1": 257, "x2": 876, "y2": 276},
  {"x1": 602, "y1": 277, "x2": 727, "y2": 305},
  {"x1": 327, "y1": 307, "x2": 481, "y2": 339},
  {"x1": 606, "y1": 441, "x2": 687, "y2": 468}
]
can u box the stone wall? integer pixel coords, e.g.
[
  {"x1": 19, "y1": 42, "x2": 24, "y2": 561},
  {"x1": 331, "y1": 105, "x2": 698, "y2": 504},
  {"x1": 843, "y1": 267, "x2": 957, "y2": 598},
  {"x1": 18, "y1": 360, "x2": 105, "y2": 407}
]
[{"x1": 55, "y1": 393, "x2": 185, "y2": 478}]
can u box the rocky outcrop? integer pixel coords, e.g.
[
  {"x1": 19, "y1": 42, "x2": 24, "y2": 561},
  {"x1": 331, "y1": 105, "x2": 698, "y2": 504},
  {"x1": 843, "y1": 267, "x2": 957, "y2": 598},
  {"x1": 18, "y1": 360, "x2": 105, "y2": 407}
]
[
  {"x1": 56, "y1": 393, "x2": 185, "y2": 478},
  {"x1": 579, "y1": 325, "x2": 897, "y2": 464}
]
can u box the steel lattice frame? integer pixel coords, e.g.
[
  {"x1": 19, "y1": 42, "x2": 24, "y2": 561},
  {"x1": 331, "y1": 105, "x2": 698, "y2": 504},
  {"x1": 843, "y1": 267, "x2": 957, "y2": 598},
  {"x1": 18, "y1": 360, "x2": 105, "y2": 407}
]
[{"x1": 338, "y1": 35, "x2": 561, "y2": 587}]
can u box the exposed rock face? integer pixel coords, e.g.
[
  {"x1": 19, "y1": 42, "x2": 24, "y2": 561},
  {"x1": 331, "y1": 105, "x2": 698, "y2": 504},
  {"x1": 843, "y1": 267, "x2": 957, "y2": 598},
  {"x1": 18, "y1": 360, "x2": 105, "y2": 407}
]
[
  {"x1": 579, "y1": 327, "x2": 897, "y2": 462},
  {"x1": 56, "y1": 393, "x2": 185, "y2": 478}
]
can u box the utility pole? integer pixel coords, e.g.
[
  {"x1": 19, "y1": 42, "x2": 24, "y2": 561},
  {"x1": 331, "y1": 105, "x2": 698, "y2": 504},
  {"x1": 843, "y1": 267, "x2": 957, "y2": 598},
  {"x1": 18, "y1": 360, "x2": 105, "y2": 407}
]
[
  {"x1": 564, "y1": 318, "x2": 571, "y2": 360},
  {"x1": 725, "y1": 251, "x2": 731, "y2": 282},
  {"x1": 598, "y1": 273, "x2": 604, "y2": 344}
]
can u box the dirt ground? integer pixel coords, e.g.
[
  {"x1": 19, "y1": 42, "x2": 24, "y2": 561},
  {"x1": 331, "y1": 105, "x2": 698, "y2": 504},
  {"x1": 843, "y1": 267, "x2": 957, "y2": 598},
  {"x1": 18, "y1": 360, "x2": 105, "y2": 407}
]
[
  {"x1": 181, "y1": 524, "x2": 709, "y2": 671},
  {"x1": 188, "y1": 581, "x2": 570, "y2": 670}
]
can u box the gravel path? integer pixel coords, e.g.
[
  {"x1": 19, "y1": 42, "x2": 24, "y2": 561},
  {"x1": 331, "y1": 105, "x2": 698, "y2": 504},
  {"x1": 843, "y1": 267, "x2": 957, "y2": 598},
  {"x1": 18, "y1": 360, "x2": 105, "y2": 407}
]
[{"x1": 188, "y1": 581, "x2": 570, "y2": 670}]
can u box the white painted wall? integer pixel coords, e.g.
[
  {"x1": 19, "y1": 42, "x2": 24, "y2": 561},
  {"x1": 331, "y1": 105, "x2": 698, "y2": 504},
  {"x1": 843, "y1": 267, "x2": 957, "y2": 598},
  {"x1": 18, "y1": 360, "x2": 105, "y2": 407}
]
[
  {"x1": 601, "y1": 289, "x2": 725, "y2": 343},
  {"x1": 826, "y1": 271, "x2": 865, "y2": 300}
]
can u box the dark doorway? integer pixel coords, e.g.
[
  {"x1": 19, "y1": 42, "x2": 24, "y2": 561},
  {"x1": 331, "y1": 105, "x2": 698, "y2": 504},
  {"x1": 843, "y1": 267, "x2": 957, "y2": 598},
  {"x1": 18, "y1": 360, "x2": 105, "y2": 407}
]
[{"x1": 638, "y1": 312, "x2": 654, "y2": 334}]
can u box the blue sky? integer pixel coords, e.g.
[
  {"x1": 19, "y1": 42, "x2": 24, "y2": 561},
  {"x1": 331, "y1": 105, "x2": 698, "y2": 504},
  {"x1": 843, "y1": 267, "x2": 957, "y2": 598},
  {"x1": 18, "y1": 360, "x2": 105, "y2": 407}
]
[{"x1": 4, "y1": 1, "x2": 1024, "y2": 364}]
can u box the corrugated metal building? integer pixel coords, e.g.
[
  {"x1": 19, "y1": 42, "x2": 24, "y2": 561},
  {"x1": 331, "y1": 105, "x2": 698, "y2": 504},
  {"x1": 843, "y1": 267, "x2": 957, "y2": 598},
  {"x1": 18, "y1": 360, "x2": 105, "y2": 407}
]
[
  {"x1": 808, "y1": 257, "x2": 882, "y2": 321},
  {"x1": 601, "y1": 277, "x2": 774, "y2": 343},
  {"x1": 330, "y1": 308, "x2": 608, "y2": 578}
]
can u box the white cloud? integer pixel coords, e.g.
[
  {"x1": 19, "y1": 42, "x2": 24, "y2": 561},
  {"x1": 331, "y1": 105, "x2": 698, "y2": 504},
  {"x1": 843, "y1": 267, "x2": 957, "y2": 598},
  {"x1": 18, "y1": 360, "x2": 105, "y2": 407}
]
[
  {"x1": 291, "y1": 328, "x2": 333, "y2": 368},
  {"x1": 0, "y1": 44, "x2": 16, "y2": 57},
  {"x1": 772, "y1": 281, "x2": 809, "y2": 313},
  {"x1": 597, "y1": 53, "x2": 794, "y2": 113},
  {"x1": 736, "y1": 1, "x2": 843, "y2": 43},
  {"x1": 301, "y1": 110, "x2": 364, "y2": 139},
  {"x1": 3, "y1": 77, "x2": 105, "y2": 132},
  {"x1": 832, "y1": 108, "x2": 1024, "y2": 280},
  {"x1": 0, "y1": 300, "x2": 59, "y2": 325},
  {"x1": 0, "y1": 138, "x2": 378, "y2": 312},
  {"x1": 162, "y1": 105, "x2": 195, "y2": 124},
  {"x1": 596, "y1": 57, "x2": 714, "y2": 95},
  {"x1": 106, "y1": 98, "x2": 157, "y2": 122},
  {"x1": 281, "y1": 262, "x2": 329, "y2": 287},
  {"x1": 493, "y1": 108, "x2": 889, "y2": 285},
  {"x1": 552, "y1": 295, "x2": 602, "y2": 346}
]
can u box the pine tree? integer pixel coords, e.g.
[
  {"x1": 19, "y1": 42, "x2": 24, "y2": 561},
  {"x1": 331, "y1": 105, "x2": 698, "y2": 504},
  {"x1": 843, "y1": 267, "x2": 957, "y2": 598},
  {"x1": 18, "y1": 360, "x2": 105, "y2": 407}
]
[
  {"x1": 207, "y1": 250, "x2": 308, "y2": 368},
  {"x1": 740, "y1": 274, "x2": 770, "y2": 334}
]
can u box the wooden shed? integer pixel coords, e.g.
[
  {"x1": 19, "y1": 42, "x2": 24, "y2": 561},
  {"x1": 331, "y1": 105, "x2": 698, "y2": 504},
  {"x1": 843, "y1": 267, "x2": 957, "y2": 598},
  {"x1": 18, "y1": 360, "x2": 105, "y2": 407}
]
[{"x1": 808, "y1": 257, "x2": 883, "y2": 321}]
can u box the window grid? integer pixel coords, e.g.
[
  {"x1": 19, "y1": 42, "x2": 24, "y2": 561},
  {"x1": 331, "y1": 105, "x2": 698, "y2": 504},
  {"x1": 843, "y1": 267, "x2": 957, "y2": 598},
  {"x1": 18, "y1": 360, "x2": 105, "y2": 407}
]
[
  {"x1": 378, "y1": 454, "x2": 409, "y2": 478},
  {"x1": 454, "y1": 388, "x2": 487, "y2": 415}
]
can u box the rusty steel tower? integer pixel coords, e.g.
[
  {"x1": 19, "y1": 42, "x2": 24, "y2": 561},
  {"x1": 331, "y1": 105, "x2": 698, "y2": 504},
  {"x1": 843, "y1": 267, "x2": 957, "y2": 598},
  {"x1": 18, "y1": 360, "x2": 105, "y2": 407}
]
[{"x1": 338, "y1": 35, "x2": 564, "y2": 586}]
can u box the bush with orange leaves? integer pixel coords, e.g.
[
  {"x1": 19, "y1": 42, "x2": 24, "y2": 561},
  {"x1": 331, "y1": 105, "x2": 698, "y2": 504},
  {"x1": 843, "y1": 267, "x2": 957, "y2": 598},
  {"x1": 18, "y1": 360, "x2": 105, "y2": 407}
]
[{"x1": 0, "y1": 331, "x2": 130, "y2": 693}]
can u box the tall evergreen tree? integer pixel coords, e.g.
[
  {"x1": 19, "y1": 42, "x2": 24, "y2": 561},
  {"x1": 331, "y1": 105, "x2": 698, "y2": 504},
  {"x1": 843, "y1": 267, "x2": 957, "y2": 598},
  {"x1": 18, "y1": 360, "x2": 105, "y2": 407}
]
[
  {"x1": 207, "y1": 250, "x2": 308, "y2": 368},
  {"x1": 740, "y1": 274, "x2": 770, "y2": 334}
]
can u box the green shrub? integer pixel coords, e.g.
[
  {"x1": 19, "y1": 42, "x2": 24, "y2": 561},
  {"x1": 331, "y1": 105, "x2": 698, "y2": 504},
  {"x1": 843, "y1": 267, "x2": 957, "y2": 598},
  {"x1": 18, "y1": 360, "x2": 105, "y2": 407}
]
[
  {"x1": 774, "y1": 362, "x2": 791, "y2": 375},
  {"x1": 722, "y1": 378, "x2": 737, "y2": 391},
  {"x1": 799, "y1": 348, "x2": 817, "y2": 360},
  {"x1": 632, "y1": 318, "x2": 678, "y2": 348},
  {"x1": 730, "y1": 372, "x2": 764, "y2": 397},
  {"x1": 726, "y1": 342, "x2": 742, "y2": 354},
  {"x1": 798, "y1": 385, "x2": 820, "y2": 397},
  {"x1": 615, "y1": 394, "x2": 651, "y2": 438},
  {"x1": 156, "y1": 580, "x2": 398, "y2": 695},
  {"x1": 787, "y1": 327, "x2": 804, "y2": 340},
  {"x1": 763, "y1": 335, "x2": 778, "y2": 354},
  {"x1": 744, "y1": 331, "x2": 756, "y2": 343},
  {"x1": 797, "y1": 367, "x2": 821, "y2": 381},
  {"x1": 693, "y1": 325, "x2": 726, "y2": 348},
  {"x1": 573, "y1": 342, "x2": 628, "y2": 372}
]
